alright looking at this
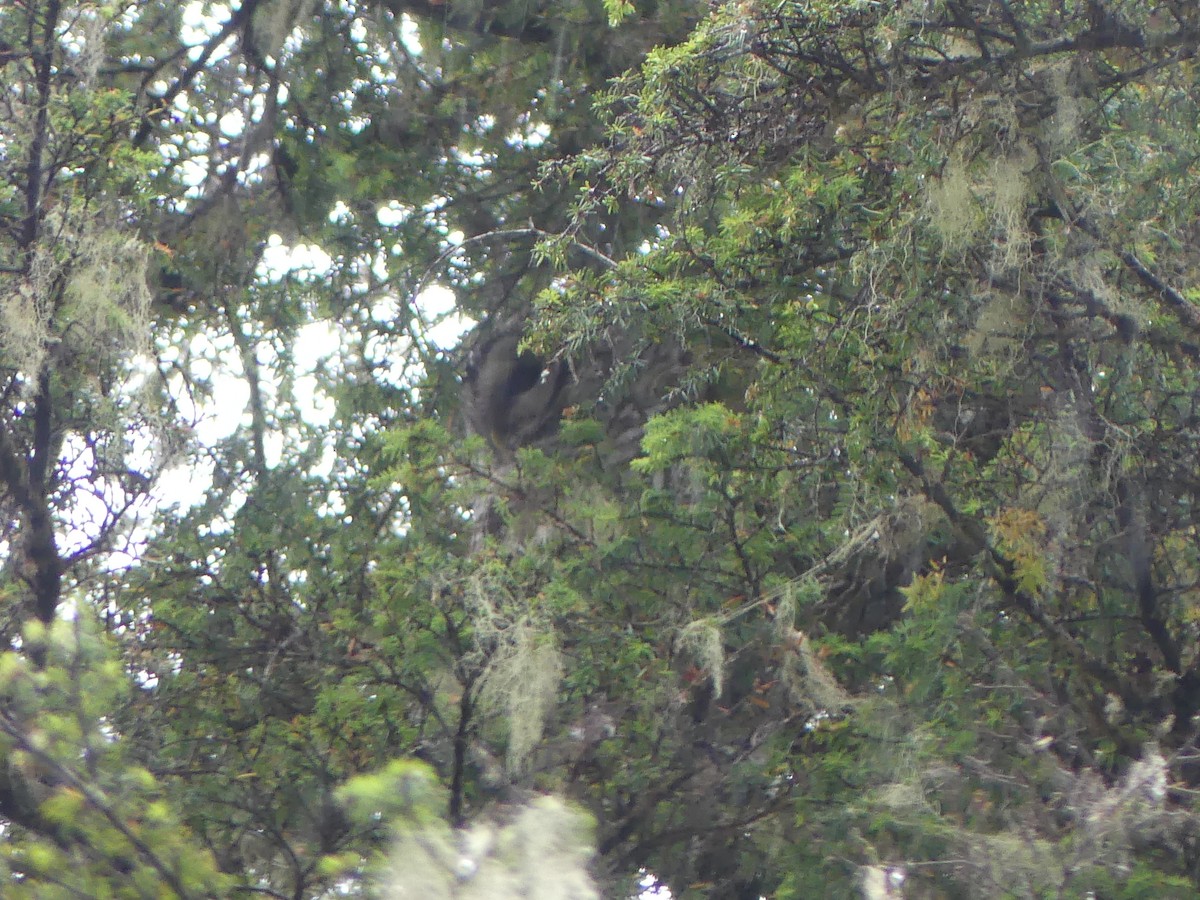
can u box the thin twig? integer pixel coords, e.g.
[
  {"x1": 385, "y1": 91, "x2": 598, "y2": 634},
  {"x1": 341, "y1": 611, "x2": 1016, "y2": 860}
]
[{"x1": 409, "y1": 227, "x2": 617, "y2": 305}]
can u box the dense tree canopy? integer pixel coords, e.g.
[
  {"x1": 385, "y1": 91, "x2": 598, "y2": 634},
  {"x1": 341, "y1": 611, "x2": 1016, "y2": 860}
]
[{"x1": 2, "y1": 0, "x2": 1200, "y2": 897}]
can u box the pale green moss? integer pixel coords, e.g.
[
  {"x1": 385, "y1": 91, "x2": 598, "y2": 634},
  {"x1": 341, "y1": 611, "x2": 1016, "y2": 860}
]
[{"x1": 677, "y1": 617, "x2": 725, "y2": 699}]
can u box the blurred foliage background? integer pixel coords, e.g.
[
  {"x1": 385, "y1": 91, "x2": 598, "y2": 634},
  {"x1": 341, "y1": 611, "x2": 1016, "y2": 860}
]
[{"x1": 2, "y1": 0, "x2": 1200, "y2": 897}]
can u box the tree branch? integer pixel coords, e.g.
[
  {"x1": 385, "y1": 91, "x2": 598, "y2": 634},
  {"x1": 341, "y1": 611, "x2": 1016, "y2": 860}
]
[{"x1": 0, "y1": 708, "x2": 196, "y2": 898}]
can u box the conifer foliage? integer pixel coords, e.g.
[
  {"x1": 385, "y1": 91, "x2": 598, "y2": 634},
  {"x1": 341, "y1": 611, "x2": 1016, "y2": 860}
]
[{"x1": 2, "y1": 0, "x2": 1200, "y2": 897}]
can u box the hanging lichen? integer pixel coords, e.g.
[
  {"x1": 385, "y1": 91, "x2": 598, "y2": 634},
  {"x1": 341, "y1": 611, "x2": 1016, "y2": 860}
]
[
  {"x1": 0, "y1": 212, "x2": 151, "y2": 384},
  {"x1": 677, "y1": 617, "x2": 725, "y2": 699},
  {"x1": 467, "y1": 573, "x2": 564, "y2": 774}
]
